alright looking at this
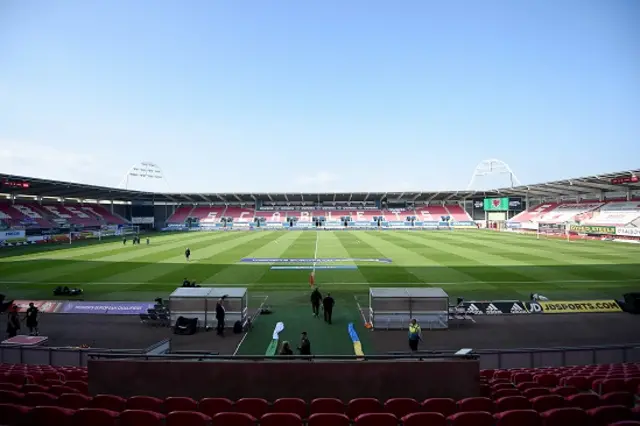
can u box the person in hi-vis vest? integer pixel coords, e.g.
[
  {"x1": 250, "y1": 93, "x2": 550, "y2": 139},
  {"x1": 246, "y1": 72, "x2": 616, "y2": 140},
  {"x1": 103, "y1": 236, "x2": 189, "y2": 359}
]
[{"x1": 408, "y1": 319, "x2": 422, "y2": 352}]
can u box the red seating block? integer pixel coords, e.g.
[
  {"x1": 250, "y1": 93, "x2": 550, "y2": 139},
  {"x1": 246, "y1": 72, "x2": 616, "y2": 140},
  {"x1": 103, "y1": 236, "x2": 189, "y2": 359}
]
[
  {"x1": 401, "y1": 412, "x2": 445, "y2": 426},
  {"x1": 587, "y1": 405, "x2": 633, "y2": 426},
  {"x1": 165, "y1": 396, "x2": 198, "y2": 412},
  {"x1": 421, "y1": 398, "x2": 456, "y2": 417},
  {"x1": 494, "y1": 409, "x2": 541, "y2": 426},
  {"x1": 235, "y1": 398, "x2": 269, "y2": 419},
  {"x1": 199, "y1": 397, "x2": 234, "y2": 417},
  {"x1": 91, "y1": 394, "x2": 126, "y2": 412},
  {"x1": 167, "y1": 410, "x2": 212, "y2": 426},
  {"x1": 310, "y1": 398, "x2": 345, "y2": 415},
  {"x1": 447, "y1": 411, "x2": 494, "y2": 426},
  {"x1": 272, "y1": 398, "x2": 307, "y2": 418},
  {"x1": 384, "y1": 398, "x2": 421, "y2": 418},
  {"x1": 212, "y1": 412, "x2": 256, "y2": 426},
  {"x1": 600, "y1": 378, "x2": 626, "y2": 394},
  {"x1": 126, "y1": 395, "x2": 164, "y2": 412},
  {"x1": 565, "y1": 392, "x2": 601, "y2": 410},
  {"x1": 517, "y1": 382, "x2": 539, "y2": 391},
  {"x1": 560, "y1": 376, "x2": 589, "y2": 390},
  {"x1": 309, "y1": 413, "x2": 350, "y2": 426},
  {"x1": 59, "y1": 393, "x2": 92, "y2": 409},
  {"x1": 72, "y1": 408, "x2": 119, "y2": 426},
  {"x1": 540, "y1": 407, "x2": 589, "y2": 426},
  {"x1": 492, "y1": 388, "x2": 521, "y2": 399},
  {"x1": 456, "y1": 397, "x2": 494, "y2": 413},
  {"x1": 30, "y1": 406, "x2": 75, "y2": 426},
  {"x1": 512, "y1": 373, "x2": 533, "y2": 384},
  {"x1": 120, "y1": 409, "x2": 166, "y2": 426},
  {"x1": 348, "y1": 398, "x2": 382, "y2": 419},
  {"x1": 0, "y1": 403, "x2": 31, "y2": 426},
  {"x1": 354, "y1": 413, "x2": 397, "y2": 426},
  {"x1": 523, "y1": 387, "x2": 550, "y2": 399},
  {"x1": 533, "y1": 374, "x2": 558, "y2": 387},
  {"x1": 601, "y1": 391, "x2": 635, "y2": 407},
  {"x1": 549, "y1": 386, "x2": 578, "y2": 397}
]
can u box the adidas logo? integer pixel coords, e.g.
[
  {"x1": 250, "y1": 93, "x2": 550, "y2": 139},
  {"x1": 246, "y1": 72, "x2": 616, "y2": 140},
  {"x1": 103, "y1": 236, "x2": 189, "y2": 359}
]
[
  {"x1": 467, "y1": 304, "x2": 483, "y2": 315},
  {"x1": 510, "y1": 303, "x2": 526, "y2": 314},
  {"x1": 485, "y1": 304, "x2": 502, "y2": 314}
]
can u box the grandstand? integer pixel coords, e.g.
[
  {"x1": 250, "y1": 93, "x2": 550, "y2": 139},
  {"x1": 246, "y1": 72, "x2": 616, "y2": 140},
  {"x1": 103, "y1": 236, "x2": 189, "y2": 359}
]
[{"x1": 1, "y1": 169, "x2": 639, "y2": 424}]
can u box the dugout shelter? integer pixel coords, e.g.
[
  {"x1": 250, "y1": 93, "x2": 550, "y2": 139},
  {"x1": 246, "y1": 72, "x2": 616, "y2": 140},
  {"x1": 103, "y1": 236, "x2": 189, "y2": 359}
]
[
  {"x1": 168, "y1": 287, "x2": 248, "y2": 328},
  {"x1": 369, "y1": 287, "x2": 450, "y2": 330}
]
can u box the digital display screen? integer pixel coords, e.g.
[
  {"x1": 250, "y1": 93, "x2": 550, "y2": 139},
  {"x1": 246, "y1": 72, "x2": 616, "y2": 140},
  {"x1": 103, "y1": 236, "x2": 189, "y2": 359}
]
[
  {"x1": 2, "y1": 179, "x2": 30, "y2": 189},
  {"x1": 611, "y1": 176, "x2": 638, "y2": 185}
]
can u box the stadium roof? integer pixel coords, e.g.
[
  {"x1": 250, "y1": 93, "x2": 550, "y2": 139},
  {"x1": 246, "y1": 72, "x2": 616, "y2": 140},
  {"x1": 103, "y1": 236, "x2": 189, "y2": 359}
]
[{"x1": 1, "y1": 170, "x2": 639, "y2": 203}]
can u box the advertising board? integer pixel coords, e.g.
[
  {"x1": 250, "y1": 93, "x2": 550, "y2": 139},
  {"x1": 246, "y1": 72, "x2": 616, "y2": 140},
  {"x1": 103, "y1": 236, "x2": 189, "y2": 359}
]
[
  {"x1": 11, "y1": 300, "x2": 65, "y2": 313},
  {"x1": 616, "y1": 227, "x2": 640, "y2": 237},
  {"x1": 0, "y1": 230, "x2": 26, "y2": 240},
  {"x1": 462, "y1": 301, "x2": 528, "y2": 315},
  {"x1": 525, "y1": 300, "x2": 621, "y2": 314},
  {"x1": 62, "y1": 301, "x2": 155, "y2": 315},
  {"x1": 569, "y1": 225, "x2": 616, "y2": 235}
]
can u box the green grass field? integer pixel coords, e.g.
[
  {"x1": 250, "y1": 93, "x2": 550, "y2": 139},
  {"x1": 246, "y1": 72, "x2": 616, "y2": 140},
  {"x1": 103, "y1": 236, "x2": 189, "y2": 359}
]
[{"x1": 1, "y1": 229, "x2": 639, "y2": 355}]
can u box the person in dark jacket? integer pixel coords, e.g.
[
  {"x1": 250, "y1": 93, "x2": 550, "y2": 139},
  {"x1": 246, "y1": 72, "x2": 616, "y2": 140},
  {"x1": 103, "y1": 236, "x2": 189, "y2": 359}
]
[
  {"x1": 215, "y1": 296, "x2": 226, "y2": 336},
  {"x1": 185, "y1": 247, "x2": 191, "y2": 261},
  {"x1": 310, "y1": 287, "x2": 322, "y2": 317},
  {"x1": 25, "y1": 302, "x2": 39, "y2": 336},
  {"x1": 298, "y1": 331, "x2": 311, "y2": 355},
  {"x1": 279, "y1": 341, "x2": 293, "y2": 355},
  {"x1": 6, "y1": 306, "x2": 20, "y2": 338},
  {"x1": 322, "y1": 293, "x2": 335, "y2": 324}
]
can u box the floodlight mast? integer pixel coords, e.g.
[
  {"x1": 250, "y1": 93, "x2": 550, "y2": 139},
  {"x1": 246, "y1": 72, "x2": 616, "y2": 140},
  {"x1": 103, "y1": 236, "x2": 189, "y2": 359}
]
[
  {"x1": 118, "y1": 162, "x2": 171, "y2": 192},
  {"x1": 467, "y1": 159, "x2": 522, "y2": 191}
]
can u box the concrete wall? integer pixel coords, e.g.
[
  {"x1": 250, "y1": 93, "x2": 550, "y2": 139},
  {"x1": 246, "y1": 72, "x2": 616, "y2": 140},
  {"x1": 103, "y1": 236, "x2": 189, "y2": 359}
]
[{"x1": 89, "y1": 358, "x2": 480, "y2": 401}]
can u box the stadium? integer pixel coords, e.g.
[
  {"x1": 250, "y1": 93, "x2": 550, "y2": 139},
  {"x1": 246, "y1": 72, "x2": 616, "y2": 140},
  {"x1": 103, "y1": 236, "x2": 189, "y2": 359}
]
[{"x1": 1, "y1": 161, "x2": 639, "y2": 424}]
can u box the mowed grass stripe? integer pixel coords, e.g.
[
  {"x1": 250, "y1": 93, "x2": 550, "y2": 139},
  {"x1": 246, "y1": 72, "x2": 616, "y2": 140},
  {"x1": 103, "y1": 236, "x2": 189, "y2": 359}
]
[
  {"x1": 201, "y1": 230, "x2": 302, "y2": 284},
  {"x1": 260, "y1": 231, "x2": 318, "y2": 284},
  {"x1": 313, "y1": 231, "x2": 370, "y2": 284}
]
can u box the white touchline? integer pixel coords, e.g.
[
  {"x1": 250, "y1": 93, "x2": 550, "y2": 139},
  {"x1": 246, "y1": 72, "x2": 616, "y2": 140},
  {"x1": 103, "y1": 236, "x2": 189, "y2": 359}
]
[
  {"x1": 232, "y1": 295, "x2": 269, "y2": 356},
  {"x1": 353, "y1": 295, "x2": 368, "y2": 324},
  {"x1": 312, "y1": 231, "x2": 320, "y2": 274}
]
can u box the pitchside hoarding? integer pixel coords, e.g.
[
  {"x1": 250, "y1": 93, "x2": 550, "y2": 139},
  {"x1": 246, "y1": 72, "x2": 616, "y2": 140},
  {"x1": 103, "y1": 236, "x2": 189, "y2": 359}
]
[
  {"x1": 0, "y1": 230, "x2": 26, "y2": 240},
  {"x1": 616, "y1": 227, "x2": 640, "y2": 237}
]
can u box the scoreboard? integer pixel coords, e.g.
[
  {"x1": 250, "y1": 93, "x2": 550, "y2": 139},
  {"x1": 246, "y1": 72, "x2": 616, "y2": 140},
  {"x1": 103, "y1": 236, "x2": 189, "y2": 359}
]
[{"x1": 1, "y1": 179, "x2": 30, "y2": 189}]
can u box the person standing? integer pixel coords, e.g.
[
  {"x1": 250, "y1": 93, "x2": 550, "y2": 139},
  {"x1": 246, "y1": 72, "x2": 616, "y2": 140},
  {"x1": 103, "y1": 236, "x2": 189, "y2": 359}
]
[
  {"x1": 298, "y1": 331, "x2": 311, "y2": 355},
  {"x1": 25, "y1": 302, "x2": 39, "y2": 336},
  {"x1": 6, "y1": 305, "x2": 20, "y2": 338},
  {"x1": 408, "y1": 319, "x2": 422, "y2": 352},
  {"x1": 185, "y1": 247, "x2": 191, "y2": 261},
  {"x1": 279, "y1": 341, "x2": 294, "y2": 355},
  {"x1": 215, "y1": 297, "x2": 226, "y2": 336},
  {"x1": 310, "y1": 287, "x2": 322, "y2": 317},
  {"x1": 322, "y1": 293, "x2": 335, "y2": 324}
]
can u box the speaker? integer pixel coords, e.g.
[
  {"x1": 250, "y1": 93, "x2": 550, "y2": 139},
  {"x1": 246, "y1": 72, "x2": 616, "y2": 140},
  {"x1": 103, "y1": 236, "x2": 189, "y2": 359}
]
[
  {"x1": 174, "y1": 316, "x2": 198, "y2": 335},
  {"x1": 623, "y1": 293, "x2": 640, "y2": 314}
]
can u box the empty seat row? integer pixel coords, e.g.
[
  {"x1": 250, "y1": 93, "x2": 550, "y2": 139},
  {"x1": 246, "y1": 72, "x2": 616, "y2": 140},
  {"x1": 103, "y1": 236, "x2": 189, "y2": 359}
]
[{"x1": 1, "y1": 404, "x2": 639, "y2": 426}]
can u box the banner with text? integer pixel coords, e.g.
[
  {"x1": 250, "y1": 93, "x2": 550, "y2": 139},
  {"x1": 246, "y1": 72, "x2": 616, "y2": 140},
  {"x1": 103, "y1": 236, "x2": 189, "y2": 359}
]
[
  {"x1": 525, "y1": 300, "x2": 621, "y2": 314},
  {"x1": 616, "y1": 227, "x2": 640, "y2": 237},
  {"x1": 0, "y1": 230, "x2": 26, "y2": 240},
  {"x1": 62, "y1": 301, "x2": 156, "y2": 315},
  {"x1": 569, "y1": 225, "x2": 616, "y2": 235},
  {"x1": 462, "y1": 301, "x2": 529, "y2": 315},
  {"x1": 11, "y1": 300, "x2": 65, "y2": 313}
]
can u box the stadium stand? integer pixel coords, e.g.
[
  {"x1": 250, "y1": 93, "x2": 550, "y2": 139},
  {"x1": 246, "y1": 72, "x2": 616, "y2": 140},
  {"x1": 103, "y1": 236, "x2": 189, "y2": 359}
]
[
  {"x1": 0, "y1": 202, "x2": 127, "y2": 228},
  {"x1": 0, "y1": 202, "x2": 54, "y2": 228},
  {"x1": 1, "y1": 362, "x2": 638, "y2": 426},
  {"x1": 413, "y1": 205, "x2": 473, "y2": 221},
  {"x1": 225, "y1": 207, "x2": 255, "y2": 222},
  {"x1": 445, "y1": 205, "x2": 474, "y2": 221},
  {"x1": 189, "y1": 207, "x2": 226, "y2": 224},
  {"x1": 510, "y1": 202, "x2": 602, "y2": 224},
  {"x1": 80, "y1": 205, "x2": 128, "y2": 225},
  {"x1": 40, "y1": 204, "x2": 101, "y2": 227},
  {"x1": 578, "y1": 201, "x2": 640, "y2": 226},
  {"x1": 166, "y1": 206, "x2": 195, "y2": 224}
]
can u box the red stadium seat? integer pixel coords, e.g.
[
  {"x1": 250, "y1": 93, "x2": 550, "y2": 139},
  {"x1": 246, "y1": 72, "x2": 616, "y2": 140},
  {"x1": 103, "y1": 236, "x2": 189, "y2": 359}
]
[
  {"x1": 22, "y1": 384, "x2": 48, "y2": 394},
  {"x1": 272, "y1": 398, "x2": 307, "y2": 418},
  {"x1": 30, "y1": 406, "x2": 75, "y2": 426},
  {"x1": 609, "y1": 422, "x2": 640, "y2": 426},
  {"x1": 72, "y1": 408, "x2": 119, "y2": 426},
  {"x1": 0, "y1": 383, "x2": 21, "y2": 392},
  {"x1": 354, "y1": 413, "x2": 397, "y2": 426},
  {"x1": 261, "y1": 413, "x2": 302, "y2": 426},
  {"x1": 348, "y1": 398, "x2": 382, "y2": 419},
  {"x1": 492, "y1": 383, "x2": 515, "y2": 391},
  {"x1": 401, "y1": 412, "x2": 445, "y2": 426},
  {"x1": 493, "y1": 409, "x2": 541, "y2": 426},
  {"x1": 512, "y1": 373, "x2": 533, "y2": 384},
  {"x1": 530, "y1": 394, "x2": 565, "y2": 412},
  {"x1": 495, "y1": 396, "x2": 531, "y2": 412},
  {"x1": 235, "y1": 398, "x2": 269, "y2": 419},
  {"x1": 120, "y1": 409, "x2": 166, "y2": 426},
  {"x1": 540, "y1": 407, "x2": 589, "y2": 426},
  {"x1": 49, "y1": 385, "x2": 79, "y2": 396},
  {"x1": 310, "y1": 398, "x2": 345, "y2": 415},
  {"x1": 24, "y1": 391, "x2": 57, "y2": 407},
  {"x1": 601, "y1": 391, "x2": 635, "y2": 407},
  {"x1": 166, "y1": 411, "x2": 212, "y2": 426},
  {"x1": 64, "y1": 381, "x2": 88, "y2": 395},
  {"x1": 587, "y1": 405, "x2": 633, "y2": 426},
  {"x1": 549, "y1": 386, "x2": 578, "y2": 397},
  {"x1": 59, "y1": 393, "x2": 92, "y2": 410},
  {"x1": 600, "y1": 378, "x2": 626, "y2": 394},
  {"x1": 523, "y1": 388, "x2": 550, "y2": 399},
  {"x1": 560, "y1": 376, "x2": 589, "y2": 391},
  {"x1": 533, "y1": 374, "x2": 558, "y2": 387},
  {"x1": 126, "y1": 395, "x2": 164, "y2": 412},
  {"x1": 165, "y1": 396, "x2": 198, "y2": 412},
  {"x1": 517, "y1": 382, "x2": 539, "y2": 391},
  {"x1": 447, "y1": 411, "x2": 494, "y2": 426},
  {"x1": 0, "y1": 403, "x2": 31, "y2": 426},
  {"x1": 308, "y1": 413, "x2": 350, "y2": 426},
  {"x1": 0, "y1": 390, "x2": 25, "y2": 404},
  {"x1": 456, "y1": 397, "x2": 494, "y2": 413},
  {"x1": 565, "y1": 392, "x2": 601, "y2": 410},
  {"x1": 212, "y1": 412, "x2": 256, "y2": 426},
  {"x1": 199, "y1": 397, "x2": 234, "y2": 417},
  {"x1": 383, "y1": 398, "x2": 421, "y2": 418},
  {"x1": 492, "y1": 388, "x2": 521, "y2": 399},
  {"x1": 421, "y1": 398, "x2": 456, "y2": 417},
  {"x1": 91, "y1": 394, "x2": 126, "y2": 412}
]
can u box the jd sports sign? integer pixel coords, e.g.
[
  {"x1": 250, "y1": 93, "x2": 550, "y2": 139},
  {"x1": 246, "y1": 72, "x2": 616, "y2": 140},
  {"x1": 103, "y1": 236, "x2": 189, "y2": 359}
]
[{"x1": 525, "y1": 300, "x2": 622, "y2": 314}]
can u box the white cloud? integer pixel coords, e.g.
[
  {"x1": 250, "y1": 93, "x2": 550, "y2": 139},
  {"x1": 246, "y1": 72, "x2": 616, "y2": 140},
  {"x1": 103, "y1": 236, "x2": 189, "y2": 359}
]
[{"x1": 0, "y1": 140, "x2": 120, "y2": 186}]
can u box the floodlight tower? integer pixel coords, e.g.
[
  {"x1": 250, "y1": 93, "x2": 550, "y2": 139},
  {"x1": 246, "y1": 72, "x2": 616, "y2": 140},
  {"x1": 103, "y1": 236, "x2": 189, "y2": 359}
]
[
  {"x1": 466, "y1": 159, "x2": 522, "y2": 191},
  {"x1": 118, "y1": 162, "x2": 171, "y2": 192}
]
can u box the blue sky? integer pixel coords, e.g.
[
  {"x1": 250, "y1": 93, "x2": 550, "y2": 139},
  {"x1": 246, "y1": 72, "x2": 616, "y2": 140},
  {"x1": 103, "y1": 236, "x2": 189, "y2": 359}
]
[{"x1": 1, "y1": 0, "x2": 638, "y2": 193}]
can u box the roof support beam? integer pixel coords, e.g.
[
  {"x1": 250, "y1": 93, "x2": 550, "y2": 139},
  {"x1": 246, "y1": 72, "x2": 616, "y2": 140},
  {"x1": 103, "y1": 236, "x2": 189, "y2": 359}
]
[
  {"x1": 284, "y1": 194, "x2": 289, "y2": 202},
  {"x1": 234, "y1": 194, "x2": 242, "y2": 202},
  {"x1": 364, "y1": 193, "x2": 370, "y2": 201},
  {"x1": 412, "y1": 192, "x2": 422, "y2": 201},
  {"x1": 215, "y1": 194, "x2": 226, "y2": 202},
  {"x1": 427, "y1": 192, "x2": 440, "y2": 202}
]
